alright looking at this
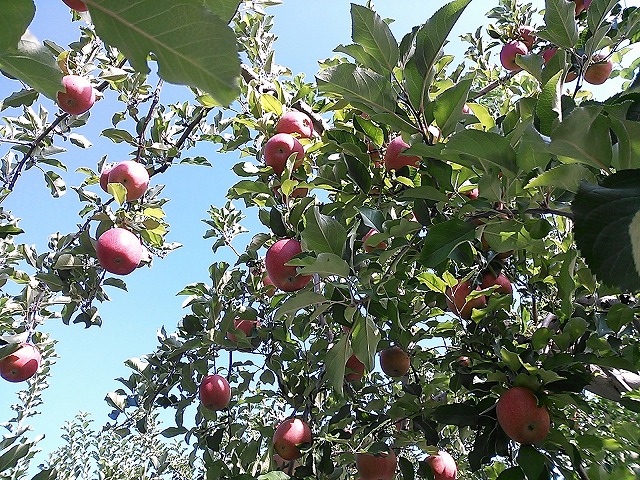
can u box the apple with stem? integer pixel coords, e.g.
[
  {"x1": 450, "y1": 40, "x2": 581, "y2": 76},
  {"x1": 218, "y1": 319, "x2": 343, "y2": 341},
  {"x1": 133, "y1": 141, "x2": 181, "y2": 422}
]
[
  {"x1": 276, "y1": 111, "x2": 314, "y2": 138},
  {"x1": 96, "y1": 227, "x2": 143, "y2": 275},
  {"x1": 584, "y1": 56, "x2": 613, "y2": 85},
  {"x1": 273, "y1": 418, "x2": 312, "y2": 460},
  {"x1": 356, "y1": 449, "x2": 397, "y2": 480},
  {"x1": 427, "y1": 451, "x2": 458, "y2": 480},
  {"x1": 264, "y1": 133, "x2": 305, "y2": 176},
  {"x1": 383, "y1": 136, "x2": 421, "y2": 171},
  {"x1": 265, "y1": 238, "x2": 312, "y2": 292},
  {"x1": 445, "y1": 280, "x2": 486, "y2": 319},
  {"x1": 62, "y1": 0, "x2": 88, "y2": 11},
  {"x1": 107, "y1": 161, "x2": 150, "y2": 201},
  {"x1": 496, "y1": 386, "x2": 550, "y2": 444},
  {"x1": 57, "y1": 75, "x2": 96, "y2": 115},
  {"x1": 345, "y1": 354, "x2": 365, "y2": 381},
  {"x1": 0, "y1": 344, "x2": 41, "y2": 382},
  {"x1": 199, "y1": 374, "x2": 231, "y2": 411},
  {"x1": 500, "y1": 41, "x2": 528, "y2": 72},
  {"x1": 379, "y1": 346, "x2": 410, "y2": 377}
]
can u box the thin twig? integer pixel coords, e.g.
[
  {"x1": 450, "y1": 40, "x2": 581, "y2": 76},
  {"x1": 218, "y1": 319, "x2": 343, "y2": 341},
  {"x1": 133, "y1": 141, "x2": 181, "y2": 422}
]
[{"x1": 135, "y1": 79, "x2": 164, "y2": 161}]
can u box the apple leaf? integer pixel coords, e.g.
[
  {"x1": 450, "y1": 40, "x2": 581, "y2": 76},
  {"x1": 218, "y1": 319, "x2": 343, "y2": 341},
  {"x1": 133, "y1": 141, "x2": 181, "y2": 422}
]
[
  {"x1": 536, "y1": 70, "x2": 563, "y2": 136},
  {"x1": 572, "y1": 169, "x2": 640, "y2": 291},
  {"x1": 537, "y1": 0, "x2": 578, "y2": 50},
  {"x1": 418, "y1": 218, "x2": 476, "y2": 267},
  {"x1": 274, "y1": 292, "x2": 327, "y2": 320},
  {"x1": 430, "y1": 74, "x2": 474, "y2": 137},
  {"x1": 301, "y1": 207, "x2": 348, "y2": 257},
  {"x1": 324, "y1": 335, "x2": 350, "y2": 396},
  {"x1": 442, "y1": 130, "x2": 518, "y2": 174},
  {"x1": 1, "y1": 88, "x2": 38, "y2": 111},
  {"x1": 351, "y1": 315, "x2": 381, "y2": 371},
  {"x1": 295, "y1": 253, "x2": 350, "y2": 278},
  {"x1": 496, "y1": 467, "x2": 526, "y2": 480},
  {"x1": 605, "y1": 104, "x2": 640, "y2": 170},
  {"x1": 0, "y1": 0, "x2": 34, "y2": 50},
  {"x1": 517, "y1": 446, "x2": 549, "y2": 480},
  {"x1": 433, "y1": 403, "x2": 479, "y2": 427},
  {"x1": 0, "y1": 225, "x2": 24, "y2": 238},
  {"x1": 84, "y1": 0, "x2": 240, "y2": 106},
  {"x1": 526, "y1": 163, "x2": 597, "y2": 193},
  {"x1": 349, "y1": 4, "x2": 399, "y2": 74},
  {"x1": 482, "y1": 220, "x2": 545, "y2": 254},
  {"x1": 202, "y1": 0, "x2": 241, "y2": 23}
]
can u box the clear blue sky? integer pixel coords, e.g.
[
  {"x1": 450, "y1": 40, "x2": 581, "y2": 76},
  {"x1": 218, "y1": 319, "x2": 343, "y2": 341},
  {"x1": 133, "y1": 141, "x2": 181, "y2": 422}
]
[{"x1": 1, "y1": 0, "x2": 633, "y2": 473}]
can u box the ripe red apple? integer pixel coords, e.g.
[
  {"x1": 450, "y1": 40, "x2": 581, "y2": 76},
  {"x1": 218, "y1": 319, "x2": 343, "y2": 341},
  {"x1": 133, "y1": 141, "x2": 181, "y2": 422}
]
[
  {"x1": 574, "y1": 0, "x2": 593, "y2": 15},
  {"x1": 199, "y1": 374, "x2": 231, "y2": 411},
  {"x1": 356, "y1": 449, "x2": 397, "y2": 480},
  {"x1": 463, "y1": 187, "x2": 479, "y2": 200},
  {"x1": 517, "y1": 26, "x2": 536, "y2": 49},
  {"x1": 96, "y1": 227, "x2": 143, "y2": 275},
  {"x1": 57, "y1": 75, "x2": 96, "y2": 115},
  {"x1": 542, "y1": 47, "x2": 557, "y2": 63},
  {"x1": 62, "y1": 0, "x2": 88, "y2": 11},
  {"x1": 265, "y1": 239, "x2": 312, "y2": 292},
  {"x1": 107, "y1": 161, "x2": 150, "y2": 201},
  {"x1": 345, "y1": 354, "x2": 365, "y2": 381},
  {"x1": 383, "y1": 136, "x2": 421, "y2": 171},
  {"x1": 273, "y1": 418, "x2": 312, "y2": 461},
  {"x1": 0, "y1": 344, "x2": 41, "y2": 382},
  {"x1": 264, "y1": 133, "x2": 305, "y2": 176},
  {"x1": 496, "y1": 386, "x2": 550, "y2": 444},
  {"x1": 262, "y1": 272, "x2": 276, "y2": 296},
  {"x1": 461, "y1": 104, "x2": 472, "y2": 115},
  {"x1": 227, "y1": 319, "x2": 260, "y2": 343},
  {"x1": 99, "y1": 165, "x2": 113, "y2": 193},
  {"x1": 427, "y1": 451, "x2": 457, "y2": 480},
  {"x1": 584, "y1": 57, "x2": 613, "y2": 85},
  {"x1": 500, "y1": 41, "x2": 528, "y2": 72},
  {"x1": 276, "y1": 111, "x2": 314, "y2": 138},
  {"x1": 445, "y1": 280, "x2": 486, "y2": 319},
  {"x1": 481, "y1": 272, "x2": 513, "y2": 295},
  {"x1": 362, "y1": 228, "x2": 387, "y2": 253},
  {"x1": 379, "y1": 346, "x2": 410, "y2": 377}
]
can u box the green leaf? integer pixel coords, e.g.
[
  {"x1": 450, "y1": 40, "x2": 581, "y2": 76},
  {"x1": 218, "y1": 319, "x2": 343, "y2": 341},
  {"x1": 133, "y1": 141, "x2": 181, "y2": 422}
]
[
  {"x1": 351, "y1": 315, "x2": 380, "y2": 371},
  {"x1": 497, "y1": 467, "x2": 526, "y2": 480},
  {"x1": 202, "y1": 0, "x2": 241, "y2": 23},
  {"x1": 483, "y1": 220, "x2": 544, "y2": 253},
  {"x1": 418, "y1": 218, "x2": 476, "y2": 267},
  {"x1": 350, "y1": 4, "x2": 399, "y2": 74},
  {"x1": 400, "y1": 185, "x2": 449, "y2": 202},
  {"x1": 85, "y1": 0, "x2": 240, "y2": 106},
  {"x1": 0, "y1": 442, "x2": 34, "y2": 473},
  {"x1": 536, "y1": 70, "x2": 563, "y2": 136},
  {"x1": 104, "y1": 277, "x2": 128, "y2": 291},
  {"x1": 606, "y1": 103, "x2": 640, "y2": 170},
  {"x1": 526, "y1": 163, "x2": 597, "y2": 193},
  {"x1": 301, "y1": 207, "x2": 347, "y2": 257},
  {"x1": 517, "y1": 445, "x2": 548, "y2": 480},
  {"x1": 274, "y1": 291, "x2": 327, "y2": 320},
  {"x1": 442, "y1": 130, "x2": 517, "y2": 174},
  {"x1": 537, "y1": 0, "x2": 578, "y2": 49},
  {"x1": 296, "y1": 252, "x2": 350, "y2": 277},
  {"x1": 324, "y1": 335, "x2": 350, "y2": 395},
  {"x1": 44, "y1": 170, "x2": 66, "y2": 198},
  {"x1": 0, "y1": 0, "x2": 34, "y2": 50},
  {"x1": 0, "y1": 31, "x2": 62, "y2": 100},
  {"x1": 433, "y1": 403, "x2": 479, "y2": 426},
  {"x1": 107, "y1": 182, "x2": 127, "y2": 205},
  {"x1": 161, "y1": 426, "x2": 188, "y2": 438},
  {"x1": 431, "y1": 75, "x2": 474, "y2": 137},
  {"x1": 572, "y1": 170, "x2": 640, "y2": 290},
  {"x1": 0, "y1": 225, "x2": 24, "y2": 238},
  {"x1": 1, "y1": 88, "x2": 38, "y2": 110}
]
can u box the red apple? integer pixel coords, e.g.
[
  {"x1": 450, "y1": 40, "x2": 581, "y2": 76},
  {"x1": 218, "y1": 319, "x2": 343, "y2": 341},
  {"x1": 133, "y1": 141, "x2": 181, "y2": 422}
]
[
  {"x1": 481, "y1": 272, "x2": 513, "y2": 295},
  {"x1": 383, "y1": 136, "x2": 421, "y2": 171},
  {"x1": 62, "y1": 0, "x2": 88, "y2": 11},
  {"x1": 0, "y1": 344, "x2": 41, "y2": 382},
  {"x1": 379, "y1": 346, "x2": 410, "y2": 377},
  {"x1": 99, "y1": 165, "x2": 113, "y2": 193},
  {"x1": 574, "y1": 0, "x2": 593, "y2": 15},
  {"x1": 445, "y1": 280, "x2": 486, "y2": 319},
  {"x1": 356, "y1": 449, "x2": 397, "y2": 480},
  {"x1": 496, "y1": 387, "x2": 550, "y2": 444},
  {"x1": 584, "y1": 57, "x2": 613, "y2": 85},
  {"x1": 462, "y1": 104, "x2": 472, "y2": 114},
  {"x1": 227, "y1": 319, "x2": 260, "y2": 344},
  {"x1": 264, "y1": 133, "x2": 305, "y2": 176},
  {"x1": 56, "y1": 75, "x2": 96, "y2": 115},
  {"x1": 276, "y1": 111, "x2": 314, "y2": 138},
  {"x1": 107, "y1": 161, "x2": 150, "y2": 201},
  {"x1": 273, "y1": 418, "x2": 312, "y2": 461},
  {"x1": 199, "y1": 374, "x2": 231, "y2": 411},
  {"x1": 265, "y1": 239, "x2": 312, "y2": 292},
  {"x1": 262, "y1": 272, "x2": 277, "y2": 296},
  {"x1": 427, "y1": 451, "x2": 457, "y2": 480},
  {"x1": 362, "y1": 228, "x2": 387, "y2": 253},
  {"x1": 517, "y1": 26, "x2": 536, "y2": 49},
  {"x1": 463, "y1": 187, "x2": 479, "y2": 200},
  {"x1": 345, "y1": 354, "x2": 365, "y2": 381},
  {"x1": 500, "y1": 41, "x2": 528, "y2": 72},
  {"x1": 96, "y1": 227, "x2": 143, "y2": 275},
  {"x1": 542, "y1": 47, "x2": 558, "y2": 63}
]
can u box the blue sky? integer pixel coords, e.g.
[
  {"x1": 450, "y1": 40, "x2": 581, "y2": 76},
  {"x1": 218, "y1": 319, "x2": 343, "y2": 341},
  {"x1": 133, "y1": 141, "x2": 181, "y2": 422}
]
[{"x1": 1, "y1": 0, "x2": 635, "y2": 473}]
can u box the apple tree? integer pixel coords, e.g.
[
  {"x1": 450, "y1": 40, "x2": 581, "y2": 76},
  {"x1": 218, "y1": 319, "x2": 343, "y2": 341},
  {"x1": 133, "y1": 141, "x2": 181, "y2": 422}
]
[{"x1": 1, "y1": 0, "x2": 640, "y2": 479}]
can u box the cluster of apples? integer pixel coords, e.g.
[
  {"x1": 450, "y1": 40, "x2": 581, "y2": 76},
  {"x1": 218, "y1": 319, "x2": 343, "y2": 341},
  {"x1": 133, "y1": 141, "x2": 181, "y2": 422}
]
[{"x1": 445, "y1": 270, "x2": 512, "y2": 320}]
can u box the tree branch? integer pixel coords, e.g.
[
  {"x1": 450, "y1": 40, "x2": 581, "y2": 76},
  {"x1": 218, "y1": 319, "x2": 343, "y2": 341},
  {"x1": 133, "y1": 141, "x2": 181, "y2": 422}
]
[
  {"x1": 586, "y1": 366, "x2": 640, "y2": 401},
  {"x1": 135, "y1": 79, "x2": 164, "y2": 161}
]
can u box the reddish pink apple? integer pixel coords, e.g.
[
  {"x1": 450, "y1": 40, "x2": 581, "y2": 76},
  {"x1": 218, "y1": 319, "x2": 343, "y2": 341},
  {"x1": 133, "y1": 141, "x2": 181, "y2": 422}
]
[
  {"x1": 96, "y1": 227, "x2": 143, "y2": 275},
  {"x1": 463, "y1": 187, "x2": 479, "y2": 200},
  {"x1": 57, "y1": 75, "x2": 96, "y2": 115},
  {"x1": 356, "y1": 449, "x2": 397, "y2": 480},
  {"x1": 517, "y1": 26, "x2": 536, "y2": 49},
  {"x1": 62, "y1": 0, "x2": 88, "y2": 11},
  {"x1": 227, "y1": 319, "x2": 260, "y2": 344},
  {"x1": 584, "y1": 57, "x2": 613, "y2": 85},
  {"x1": 261, "y1": 272, "x2": 276, "y2": 296},
  {"x1": 496, "y1": 387, "x2": 550, "y2": 444},
  {"x1": 99, "y1": 165, "x2": 113, "y2": 193},
  {"x1": 265, "y1": 239, "x2": 312, "y2": 292},
  {"x1": 362, "y1": 228, "x2": 387, "y2": 253},
  {"x1": 542, "y1": 47, "x2": 558, "y2": 63},
  {"x1": 427, "y1": 451, "x2": 458, "y2": 480},
  {"x1": 445, "y1": 280, "x2": 486, "y2": 319},
  {"x1": 345, "y1": 354, "x2": 365, "y2": 381},
  {"x1": 383, "y1": 136, "x2": 421, "y2": 171},
  {"x1": 273, "y1": 418, "x2": 312, "y2": 460},
  {"x1": 199, "y1": 374, "x2": 231, "y2": 411},
  {"x1": 574, "y1": 0, "x2": 593, "y2": 15},
  {"x1": 481, "y1": 272, "x2": 513, "y2": 295},
  {"x1": 500, "y1": 41, "x2": 528, "y2": 72},
  {"x1": 107, "y1": 161, "x2": 150, "y2": 201},
  {"x1": 0, "y1": 344, "x2": 41, "y2": 382},
  {"x1": 462, "y1": 104, "x2": 472, "y2": 114},
  {"x1": 276, "y1": 111, "x2": 314, "y2": 138},
  {"x1": 264, "y1": 133, "x2": 305, "y2": 176}
]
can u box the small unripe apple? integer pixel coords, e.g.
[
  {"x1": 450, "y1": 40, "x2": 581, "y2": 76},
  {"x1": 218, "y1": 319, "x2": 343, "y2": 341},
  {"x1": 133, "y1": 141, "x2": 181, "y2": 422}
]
[
  {"x1": 517, "y1": 26, "x2": 536, "y2": 49},
  {"x1": 62, "y1": 0, "x2": 88, "y2": 11},
  {"x1": 379, "y1": 346, "x2": 410, "y2": 377},
  {"x1": 426, "y1": 451, "x2": 457, "y2": 480},
  {"x1": 107, "y1": 161, "x2": 150, "y2": 201},
  {"x1": 383, "y1": 136, "x2": 421, "y2": 171},
  {"x1": 356, "y1": 449, "x2": 397, "y2": 480},
  {"x1": 57, "y1": 75, "x2": 96, "y2": 115},
  {"x1": 362, "y1": 228, "x2": 387, "y2": 253},
  {"x1": 345, "y1": 354, "x2": 365, "y2": 381},
  {"x1": 265, "y1": 239, "x2": 312, "y2": 292},
  {"x1": 264, "y1": 133, "x2": 305, "y2": 176},
  {"x1": 445, "y1": 280, "x2": 486, "y2": 319},
  {"x1": 96, "y1": 228, "x2": 143, "y2": 275},
  {"x1": 227, "y1": 319, "x2": 260, "y2": 345},
  {"x1": 0, "y1": 344, "x2": 41, "y2": 382},
  {"x1": 496, "y1": 386, "x2": 550, "y2": 444},
  {"x1": 500, "y1": 41, "x2": 528, "y2": 72},
  {"x1": 273, "y1": 418, "x2": 312, "y2": 461},
  {"x1": 481, "y1": 272, "x2": 513, "y2": 295},
  {"x1": 584, "y1": 57, "x2": 613, "y2": 85},
  {"x1": 199, "y1": 374, "x2": 231, "y2": 411},
  {"x1": 99, "y1": 165, "x2": 113, "y2": 193},
  {"x1": 276, "y1": 111, "x2": 314, "y2": 138}
]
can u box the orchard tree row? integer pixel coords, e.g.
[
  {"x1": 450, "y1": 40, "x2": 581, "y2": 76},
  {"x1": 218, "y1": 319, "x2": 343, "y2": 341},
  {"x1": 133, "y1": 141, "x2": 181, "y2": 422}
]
[{"x1": 1, "y1": 0, "x2": 640, "y2": 479}]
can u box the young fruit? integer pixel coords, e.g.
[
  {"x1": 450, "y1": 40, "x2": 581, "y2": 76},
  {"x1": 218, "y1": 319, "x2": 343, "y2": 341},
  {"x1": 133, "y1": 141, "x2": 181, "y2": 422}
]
[
  {"x1": 445, "y1": 280, "x2": 486, "y2": 319},
  {"x1": 362, "y1": 228, "x2": 387, "y2": 253},
  {"x1": 500, "y1": 41, "x2": 528, "y2": 72},
  {"x1": 383, "y1": 136, "x2": 420, "y2": 171},
  {"x1": 57, "y1": 75, "x2": 96, "y2": 115},
  {"x1": 584, "y1": 57, "x2": 613, "y2": 85},
  {"x1": 480, "y1": 272, "x2": 513, "y2": 295},
  {"x1": 199, "y1": 374, "x2": 231, "y2": 411},
  {"x1": 107, "y1": 161, "x2": 150, "y2": 201},
  {"x1": 264, "y1": 133, "x2": 305, "y2": 176},
  {"x1": 356, "y1": 449, "x2": 397, "y2": 480},
  {"x1": 379, "y1": 346, "x2": 410, "y2": 377},
  {"x1": 96, "y1": 228, "x2": 143, "y2": 275},
  {"x1": 0, "y1": 344, "x2": 41, "y2": 382},
  {"x1": 426, "y1": 451, "x2": 458, "y2": 480},
  {"x1": 62, "y1": 0, "x2": 88, "y2": 11},
  {"x1": 276, "y1": 111, "x2": 314, "y2": 138},
  {"x1": 273, "y1": 418, "x2": 312, "y2": 461},
  {"x1": 265, "y1": 239, "x2": 312, "y2": 292},
  {"x1": 496, "y1": 386, "x2": 551, "y2": 444},
  {"x1": 345, "y1": 354, "x2": 365, "y2": 381}
]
